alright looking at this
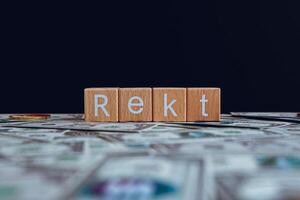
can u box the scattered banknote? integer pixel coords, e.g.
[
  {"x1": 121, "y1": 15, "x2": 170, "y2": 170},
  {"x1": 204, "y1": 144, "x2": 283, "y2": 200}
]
[
  {"x1": 231, "y1": 112, "x2": 300, "y2": 123},
  {"x1": 169, "y1": 115, "x2": 291, "y2": 129},
  {"x1": 217, "y1": 170, "x2": 300, "y2": 200},
  {"x1": 106, "y1": 127, "x2": 274, "y2": 146},
  {"x1": 72, "y1": 153, "x2": 208, "y2": 200},
  {"x1": 0, "y1": 113, "x2": 299, "y2": 200},
  {"x1": 4, "y1": 120, "x2": 158, "y2": 132}
]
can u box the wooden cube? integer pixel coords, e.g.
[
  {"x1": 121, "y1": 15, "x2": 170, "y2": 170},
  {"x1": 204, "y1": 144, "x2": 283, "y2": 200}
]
[
  {"x1": 187, "y1": 88, "x2": 220, "y2": 121},
  {"x1": 119, "y1": 88, "x2": 152, "y2": 121},
  {"x1": 153, "y1": 88, "x2": 186, "y2": 122},
  {"x1": 84, "y1": 88, "x2": 118, "y2": 122}
]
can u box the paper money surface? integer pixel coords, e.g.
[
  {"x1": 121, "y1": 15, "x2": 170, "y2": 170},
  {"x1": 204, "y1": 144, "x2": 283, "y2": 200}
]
[{"x1": 0, "y1": 113, "x2": 300, "y2": 200}]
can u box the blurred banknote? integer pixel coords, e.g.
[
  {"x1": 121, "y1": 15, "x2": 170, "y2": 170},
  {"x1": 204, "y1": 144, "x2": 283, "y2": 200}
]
[
  {"x1": 72, "y1": 153, "x2": 208, "y2": 200},
  {"x1": 0, "y1": 113, "x2": 299, "y2": 200}
]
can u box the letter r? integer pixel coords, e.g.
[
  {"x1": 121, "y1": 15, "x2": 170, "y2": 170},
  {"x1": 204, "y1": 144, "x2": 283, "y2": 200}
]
[{"x1": 94, "y1": 94, "x2": 110, "y2": 117}]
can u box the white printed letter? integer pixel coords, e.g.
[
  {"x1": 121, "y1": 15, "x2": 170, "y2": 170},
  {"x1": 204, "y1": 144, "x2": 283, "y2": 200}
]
[
  {"x1": 94, "y1": 94, "x2": 110, "y2": 117},
  {"x1": 164, "y1": 94, "x2": 177, "y2": 117},
  {"x1": 200, "y1": 95, "x2": 208, "y2": 117},
  {"x1": 128, "y1": 96, "x2": 143, "y2": 114}
]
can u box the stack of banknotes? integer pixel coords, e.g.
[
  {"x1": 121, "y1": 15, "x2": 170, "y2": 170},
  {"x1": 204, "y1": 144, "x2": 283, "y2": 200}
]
[{"x1": 0, "y1": 113, "x2": 299, "y2": 200}]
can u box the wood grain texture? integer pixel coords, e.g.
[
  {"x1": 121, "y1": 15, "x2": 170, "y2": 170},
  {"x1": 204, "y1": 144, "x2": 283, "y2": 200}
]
[
  {"x1": 187, "y1": 88, "x2": 220, "y2": 121},
  {"x1": 119, "y1": 88, "x2": 152, "y2": 122},
  {"x1": 153, "y1": 88, "x2": 186, "y2": 122},
  {"x1": 84, "y1": 88, "x2": 118, "y2": 122}
]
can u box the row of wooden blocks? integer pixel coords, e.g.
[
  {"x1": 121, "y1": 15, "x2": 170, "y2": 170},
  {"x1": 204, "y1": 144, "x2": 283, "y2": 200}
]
[{"x1": 84, "y1": 88, "x2": 221, "y2": 122}]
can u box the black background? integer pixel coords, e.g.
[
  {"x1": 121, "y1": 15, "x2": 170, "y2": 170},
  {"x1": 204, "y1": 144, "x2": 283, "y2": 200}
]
[{"x1": 1, "y1": 1, "x2": 300, "y2": 113}]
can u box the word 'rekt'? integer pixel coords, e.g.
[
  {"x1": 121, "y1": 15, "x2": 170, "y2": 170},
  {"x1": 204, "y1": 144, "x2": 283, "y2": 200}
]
[{"x1": 84, "y1": 88, "x2": 220, "y2": 122}]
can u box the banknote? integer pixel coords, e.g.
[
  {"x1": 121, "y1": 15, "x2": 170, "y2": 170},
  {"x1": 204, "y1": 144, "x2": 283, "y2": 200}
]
[
  {"x1": 70, "y1": 153, "x2": 208, "y2": 200},
  {"x1": 0, "y1": 127, "x2": 133, "y2": 145},
  {"x1": 231, "y1": 112, "x2": 300, "y2": 123},
  {"x1": 224, "y1": 136, "x2": 300, "y2": 154},
  {"x1": 169, "y1": 116, "x2": 291, "y2": 129},
  {"x1": 0, "y1": 157, "x2": 79, "y2": 200},
  {"x1": 231, "y1": 112, "x2": 299, "y2": 118},
  {"x1": 147, "y1": 133, "x2": 300, "y2": 155},
  {"x1": 0, "y1": 133, "x2": 127, "y2": 171},
  {"x1": 266, "y1": 123, "x2": 300, "y2": 136},
  {"x1": 217, "y1": 170, "x2": 300, "y2": 200},
  {"x1": 212, "y1": 153, "x2": 300, "y2": 200},
  {"x1": 140, "y1": 124, "x2": 192, "y2": 132},
  {"x1": 151, "y1": 140, "x2": 250, "y2": 154},
  {"x1": 169, "y1": 135, "x2": 300, "y2": 154},
  {"x1": 0, "y1": 133, "x2": 129, "y2": 200},
  {"x1": 107, "y1": 127, "x2": 274, "y2": 145},
  {"x1": 5, "y1": 120, "x2": 158, "y2": 132},
  {"x1": 0, "y1": 127, "x2": 68, "y2": 141}
]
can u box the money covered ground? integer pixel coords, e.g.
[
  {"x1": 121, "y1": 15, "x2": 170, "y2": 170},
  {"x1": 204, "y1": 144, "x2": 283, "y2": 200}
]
[{"x1": 0, "y1": 113, "x2": 300, "y2": 200}]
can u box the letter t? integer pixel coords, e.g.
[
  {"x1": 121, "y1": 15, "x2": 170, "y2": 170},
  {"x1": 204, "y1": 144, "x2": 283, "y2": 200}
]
[{"x1": 200, "y1": 95, "x2": 208, "y2": 117}]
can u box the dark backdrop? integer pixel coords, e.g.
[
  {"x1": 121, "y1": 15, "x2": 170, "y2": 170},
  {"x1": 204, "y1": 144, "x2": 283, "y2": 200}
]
[{"x1": 1, "y1": 1, "x2": 300, "y2": 113}]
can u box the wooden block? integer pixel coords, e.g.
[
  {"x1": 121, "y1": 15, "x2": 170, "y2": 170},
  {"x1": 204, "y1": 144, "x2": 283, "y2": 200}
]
[
  {"x1": 153, "y1": 88, "x2": 186, "y2": 122},
  {"x1": 119, "y1": 88, "x2": 152, "y2": 122},
  {"x1": 187, "y1": 88, "x2": 220, "y2": 121},
  {"x1": 84, "y1": 88, "x2": 118, "y2": 122}
]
